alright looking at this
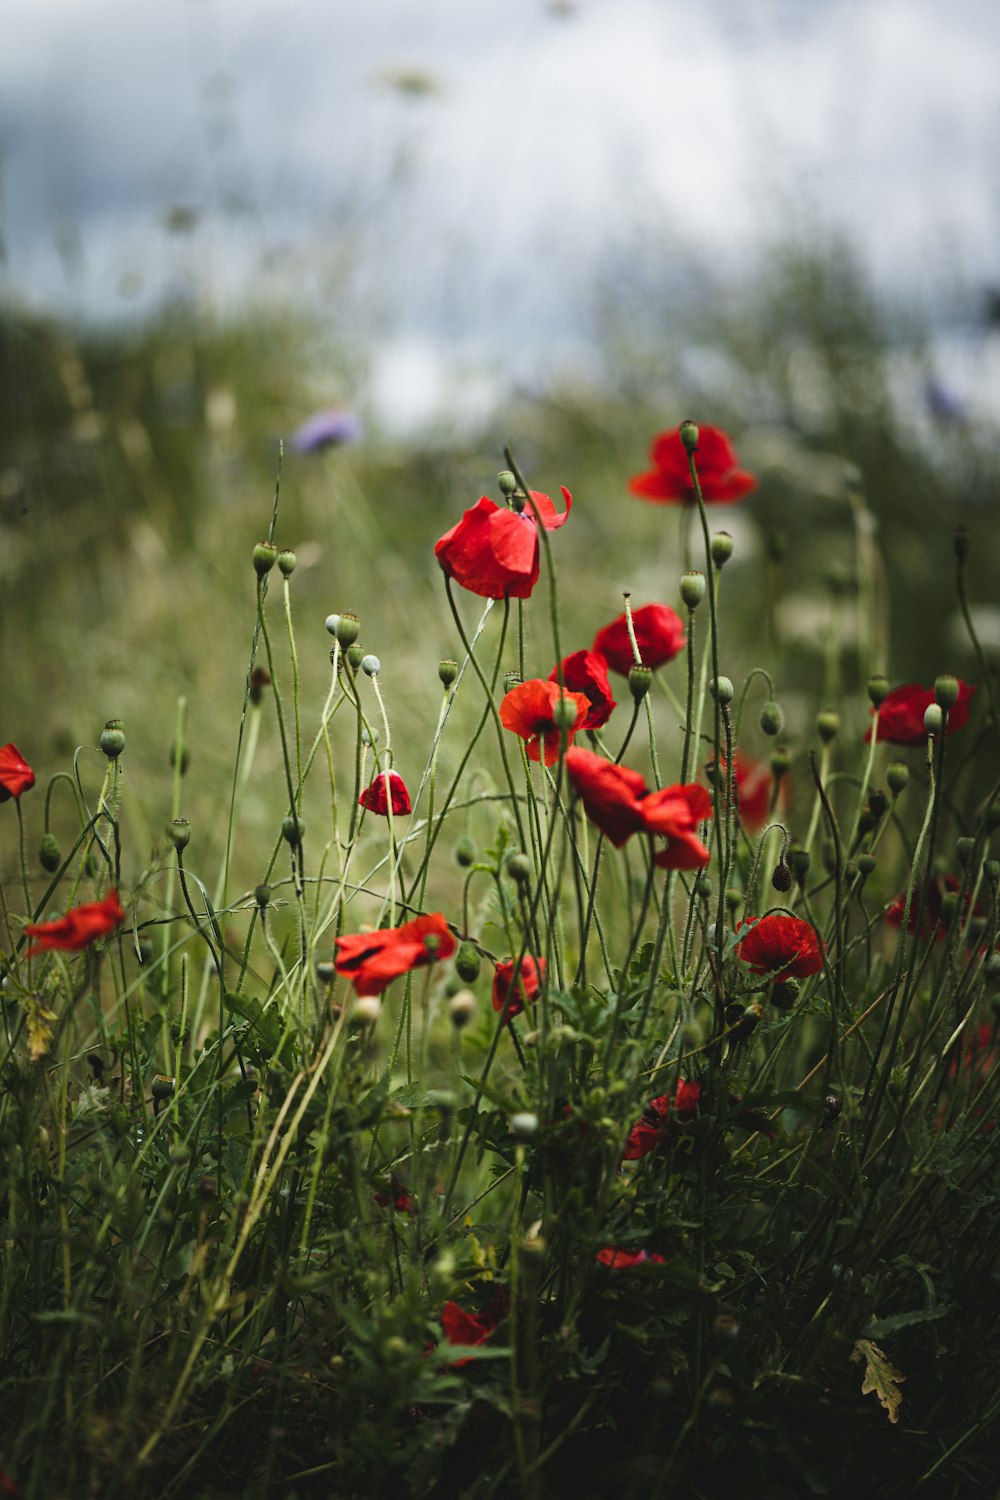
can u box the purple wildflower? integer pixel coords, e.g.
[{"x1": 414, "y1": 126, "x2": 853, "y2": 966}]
[{"x1": 289, "y1": 409, "x2": 361, "y2": 454}]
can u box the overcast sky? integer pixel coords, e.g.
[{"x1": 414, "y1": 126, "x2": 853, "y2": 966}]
[{"x1": 2, "y1": 0, "x2": 998, "y2": 371}]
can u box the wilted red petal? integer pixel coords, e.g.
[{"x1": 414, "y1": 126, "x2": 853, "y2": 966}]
[
  {"x1": 643, "y1": 783, "x2": 713, "y2": 869},
  {"x1": 592, "y1": 604, "x2": 686, "y2": 675},
  {"x1": 334, "y1": 912, "x2": 456, "y2": 996},
  {"x1": 565, "y1": 747, "x2": 649, "y2": 846},
  {"x1": 359, "y1": 770, "x2": 412, "y2": 816}
]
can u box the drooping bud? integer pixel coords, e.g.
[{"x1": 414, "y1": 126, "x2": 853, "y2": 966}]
[
  {"x1": 277, "y1": 548, "x2": 297, "y2": 577},
  {"x1": 680, "y1": 571, "x2": 706, "y2": 610},
  {"x1": 867, "y1": 674, "x2": 890, "y2": 707},
  {"x1": 710, "y1": 676, "x2": 734, "y2": 706},
  {"x1": 282, "y1": 814, "x2": 304, "y2": 845},
  {"x1": 710, "y1": 531, "x2": 734, "y2": 567},
  {"x1": 771, "y1": 861, "x2": 792, "y2": 893},
  {"x1": 868, "y1": 789, "x2": 888, "y2": 821},
  {"x1": 955, "y1": 836, "x2": 975, "y2": 868},
  {"x1": 438, "y1": 659, "x2": 458, "y2": 688},
  {"x1": 760, "y1": 700, "x2": 784, "y2": 736},
  {"x1": 934, "y1": 675, "x2": 960, "y2": 710},
  {"x1": 628, "y1": 664, "x2": 653, "y2": 703},
  {"x1": 816, "y1": 710, "x2": 839, "y2": 744},
  {"x1": 694, "y1": 872, "x2": 712, "y2": 901},
  {"x1": 252, "y1": 540, "x2": 278, "y2": 577},
  {"x1": 100, "y1": 719, "x2": 126, "y2": 759},
  {"x1": 857, "y1": 853, "x2": 876, "y2": 878},
  {"x1": 886, "y1": 761, "x2": 909, "y2": 794},
  {"x1": 923, "y1": 703, "x2": 944, "y2": 736},
  {"x1": 38, "y1": 833, "x2": 62, "y2": 873},
  {"x1": 506, "y1": 852, "x2": 532, "y2": 885},
  {"x1": 984, "y1": 858, "x2": 1000, "y2": 888},
  {"x1": 361, "y1": 654, "x2": 381, "y2": 678},
  {"x1": 678, "y1": 419, "x2": 699, "y2": 453},
  {"x1": 167, "y1": 818, "x2": 191, "y2": 851}
]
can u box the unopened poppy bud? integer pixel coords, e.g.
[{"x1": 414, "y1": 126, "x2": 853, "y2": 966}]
[
  {"x1": 277, "y1": 548, "x2": 296, "y2": 577},
  {"x1": 760, "y1": 700, "x2": 784, "y2": 736},
  {"x1": 335, "y1": 613, "x2": 361, "y2": 647},
  {"x1": 315, "y1": 960, "x2": 334, "y2": 983},
  {"x1": 770, "y1": 978, "x2": 799, "y2": 1011},
  {"x1": 360, "y1": 725, "x2": 379, "y2": 747},
  {"x1": 628, "y1": 665, "x2": 653, "y2": 702},
  {"x1": 710, "y1": 531, "x2": 734, "y2": 567},
  {"x1": 787, "y1": 847, "x2": 810, "y2": 886},
  {"x1": 454, "y1": 941, "x2": 482, "y2": 983},
  {"x1": 923, "y1": 704, "x2": 943, "y2": 736},
  {"x1": 448, "y1": 988, "x2": 476, "y2": 1028},
  {"x1": 886, "y1": 761, "x2": 909, "y2": 794},
  {"x1": 551, "y1": 694, "x2": 579, "y2": 731},
  {"x1": 255, "y1": 884, "x2": 270, "y2": 910},
  {"x1": 934, "y1": 675, "x2": 960, "y2": 709},
  {"x1": 857, "y1": 853, "x2": 876, "y2": 878},
  {"x1": 725, "y1": 887, "x2": 741, "y2": 912},
  {"x1": 956, "y1": 836, "x2": 975, "y2": 868},
  {"x1": 100, "y1": 719, "x2": 126, "y2": 759},
  {"x1": 151, "y1": 1074, "x2": 175, "y2": 1103},
  {"x1": 868, "y1": 674, "x2": 890, "y2": 707},
  {"x1": 771, "y1": 861, "x2": 792, "y2": 893},
  {"x1": 510, "y1": 1111, "x2": 539, "y2": 1141},
  {"x1": 422, "y1": 933, "x2": 441, "y2": 958},
  {"x1": 504, "y1": 670, "x2": 522, "y2": 693},
  {"x1": 770, "y1": 745, "x2": 793, "y2": 779},
  {"x1": 39, "y1": 833, "x2": 61, "y2": 873},
  {"x1": 252, "y1": 540, "x2": 278, "y2": 577},
  {"x1": 816, "y1": 709, "x2": 839, "y2": 743},
  {"x1": 844, "y1": 861, "x2": 858, "y2": 883},
  {"x1": 438, "y1": 659, "x2": 458, "y2": 688},
  {"x1": 984, "y1": 952, "x2": 1000, "y2": 983},
  {"x1": 940, "y1": 891, "x2": 959, "y2": 922},
  {"x1": 352, "y1": 996, "x2": 382, "y2": 1027},
  {"x1": 282, "y1": 814, "x2": 304, "y2": 845},
  {"x1": 361, "y1": 654, "x2": 380, "y2": 677},
  {"x1": 983, "y1": 858, "x2": 1000, "y2": 887},
  {"x1": 506, "y1": 852, "x2": 532, "y2": 885},
  {"x1": 695, "y1": 872, "x2": 712, "y2": 900},
  {"x1": 454, "y1": 837, "x2": 476, "y2": 868},
  {"x1": 680, "y1": 570, "x2": 706, "y2": 609},
  {"x1": 167, "y1": 817, "x2": 191, "y2": 851},
  {"x1": 678, "y1": 419, "x2": 699, "y2": 452},
  {"x1": 953, "y1": 526, "x2": 970, "y2": 565},
  {"x1": 497, "y1": 469, "x2": 518, "y2": 496},
  {"x1": 710, "y1": 676, "x2": 734, "y2": 706},
  {"x1": 346, "y1": 643, "x2": 365, "y2": 669}
]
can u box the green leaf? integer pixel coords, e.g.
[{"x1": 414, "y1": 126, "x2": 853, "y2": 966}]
[{"x1": 863, "y1": 1305, "x2": 951, "y2": 1338}]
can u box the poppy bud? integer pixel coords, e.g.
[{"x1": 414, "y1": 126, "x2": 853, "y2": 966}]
[
  {"x1": 336, "y1": 613, "x2": 361, "y2": 647},
  {"x1": 923, "y1": 704, "x2": 943, "y2": 736},
  {"x1": 934, "y1": 675, "x2": 960, "y2": 709},
  {"x1": 983, "y1": 858, "x2": 1000, "y2": 887},
  {"x1": 167, "y1": 818, "x2": 191, "y2": 851},
  {"x1": 886, "y1": 761, "x2": 909, "y2": 794},
  {"x1": 770, "y1": 978, "x2": 799, "y2": 1011},
  {"x1": 816, "y1": 710, "x2": 839, "y2": 743},
  {"x1": 455, "y1": 836, "x2": 475, "y2": 867},
  {"x1": 710, "y1": 676, "x2": 734, "y2": 706},
  {"x1": 315, "y1": 960, "x2": 335, "y2": 983},
  {"x1": 984, "y1": 952, "x2": 1000, "y2": 983},
  {"x1": 955, "y1": 836, "x2": 975, "y2": 868},
  {"x1": 770, "y1": 745, "x2": 793, "y2": 779},
  {"x1": 510, "y1": 1111, "x2": 539, "y2": 1141},
  {"x1": 551, "y1": 694, "x2": 579, "y2": 731},
  {"x1": 628, "y1": 665, "x2": 652, "y2": 703},
  {"x1": 678, "y1": 419, "x2": 699, "y2": 453},
  {"x1": 844, "y1": 861, "x2": 858, "y2": 883},
  {"x1": 939, "y1": 891, "x2": 959, "y2": 922},
  {"x1": 438, "y1": 659, "x2": 458, "y2": 688},
  {"x1": 100, "y1": 720, "x2": 126, "y2": 759},
  {"x1": 360, "y1": 726, "x2": 379, "y2": 747},
  {"x1": 787, "y1": 847, "x2": 810, "y2": 886},
  {"x1": 725, "y1": 886, "x2": 741, "y2": 912},
  {"x1": 867, "y1": 674, "x2": 890, "y2": 707},
  {"x1": 695, "y1": 872, "x2": 712, "y2": 900},
  {"x1": 680, "y1": 571, "x2": 706, "y2": 610},
  {"x1": 252, "y1": 540, "x2": 278, "y2": 577},
  {"x1": 282, "y1": 815, "x2": 304, "y2": 845},
  {"x1": 771, "y1": 861, "x2": 792, "y2": 893},
  {"x1": 506, "y1": 852, "x2": 532, "y2": 885},
  {"x1": 504, "y1": 670, "x2": 522, "y2": 694},
  {"x1": 277, "y1": 548, "x2": 296, "y2": 577},
  {"x1": 39, "y1": 833, "x2": 61, "y2": 873},
  {"x1": 255, "y1": 884, "x2": 270, "y2": 910},
  {"x1": 361, "y1": 654, "x2": 381, "y2": 677},
  {"x1": 347, "y1": 643, "x2": 365, "y2": 669},
  {"x1": 712, "y1": 1314, "x2": 741, "y2": 1342},
  {"x1": 857, "y1": 853, "x2": 876, "y2": 878},
  {"x1": 868, "y1": 789, "x2": 888, "y2": 821},
  {"x1": 710, "y1": 531, "x2": 734, "y2": 567},
  {"x1": 352, "y1": 996, "x2": 382, "y2": 1027},
  {"x1": 953, "y1": 526, "x2": 970, "y2": 565},
  {"x1": 448, "y1": 988, "x2": 476, "y2": 1028},
  {"x1": 760, "y1": 700, "x2": 784, "y2": 736},
  {"x1": 454, "y1": 941, "x2": 482, "y2": 983},
  {"x1": 497, "y1": 469, "x2": 518, "y2": 496}
]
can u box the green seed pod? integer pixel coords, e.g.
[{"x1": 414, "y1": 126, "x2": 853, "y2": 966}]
[
  {"x1": 857, "y1": 853, "x2": 876, "y2": 878},
  {"x1": 454, "y1": 941, "x2": 482, "y2": 984},
  {"x1": 886, "y1": 761, "x2": 909, "y2": 794},
  {"x1": 167, "y1": 818, "x2": 191, "y2": 851},
  {"x1": 455, "y1": 836, "x2": 475, "y2": 868},
  {"x1": 315, "y1": 960, "x2": 335, "y2": 984},
  {"x1": 983, "y1": 858, "x2": 1000, "y2": 887},
  {"x1": 277, "y1": 548, "x2": 296, "y2": 577},
  {"x1": 497, "y1": 469, "x2": 518, "y2": 496},
  {"x1": 336, "y1": 613, "x2": 361, "y2": 647},
  {"x1": 939, "y1": 891, "x2": 959, "y2": 922},
  {"x1": 361, "y1": 653, "x2": 381, "y2": 677},
  {"x1": 109, "y1": 1104, "x2": 131, "y2": 1138},
  {"x1": 346, "y1": 643, "x2": 365, "y2": 669},
  {"x1": 252, "y1": 540, "x2": 278, "y2": 577},
  {"x1": 506, "y1": 852, "x2": 532, "y2": 885},
  {"x1": 678, "y1": 419, "x2": 699, "y2": 453},
  {"x1": 867, "y1": 674, "x2": 890, "y2": 707},
  {"x1": 151, "y1": 1074, "x2": 175, "y2": 1103},
  {"x1": 724, "y1": 886, "x2": 741, "y2": 911},
  {"x1": 503, "y1": 670, "x2": 522, "y2": 693},
  {"x1": 760, "y1": 700, "x2": 784, "y2": 736},
  {"x1": 438, "y1": 659, "x2": 458, "y2": 688},
  {"x1": 100, "y1": 719, "x2": 126, "y2": 759},
  {"x1": 168, "y1": 1142, "x2": 190, "y2": 1165},
  {"x1": 551, "y1": 693, "x2": 580, "y2": 731},
  {"x1": 710, "y1": 675, "x2": 734, "y2": 705},
  {"x1": 282, "y1": 814, "x2": 304, "y2": 845},
  {"x1": 628, "y1": 664, "x2": 653, "y2": 703},
  {"x1": 255, "y1": 884, "x2": 270, "y2": 910},
  {"x1": 694, "y1": 872, "x2": 712, "y2": 901},
  {"x1": 680, "y1": 570, "x2": 706, "y2": 610},
  {"x1": 934, "y1": 675, "x2": 960, "y2": 709},
  {"x1": 923, "y1": 704, "x2": 944, "y2": 736},
  {"x1": 710, "y1": 531, "x2": 734, "y2": 567},
  {"x1": 955, "y1": 836, "x2": 975, "y2": 868},
  {"x1": 39, "y1": 833, "x2": 62, "y2": 873},
  {"x1": 770, "y1": 745, "x2": 793, "y2": 778},
  {"x1": 816, "y1": 709, "x2": 839, "y2": 743}
]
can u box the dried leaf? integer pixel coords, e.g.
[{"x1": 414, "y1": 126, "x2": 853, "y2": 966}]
[
  {"x1": 25, "y1": 995, "x2": 58, "y2": 1061},
  {"x1": 851, "y1": 1337, "x2": 905, "y2": 1424}
]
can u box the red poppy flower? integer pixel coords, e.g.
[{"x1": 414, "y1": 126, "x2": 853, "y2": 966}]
[
  {"x1": 596, "y1": 1247, "x2": 667, "y2": 1268},
  {"x1": 492, "y1": 955, "x2": 545, "y2": 1020},
  {"x1": 499, "y1": 679, "x2": 590, "y2": 766},
  {"x1": 629, "y1": 425, "x2": 757, "y2": 505},
  {"x1": 24, "y1": 890, "x2": 126, "y2": 957},
  {"x1": 728, "y1": 753, "x2": 781, "y2": 834},
  {"x1": 867, "y1": 681, "x2": 977, "y2": 745},
  {"x1": 375, "y1": 1174, "x2": 413, "y2": 1213},
  {"x1": 358, "y1": 770, "x2": 412, "y2": 816},
  {"x1": 0, "y1": 743, "x2": 35, "y2": 802},
  {"x1": 592, "y1": 603, "x2": 685, "y2": 675},
  {"x1": 734, "y1": 913, "x2": 824, "y2": 979},
  {"x1": 565, "y1": 748, "x2": 712, "y2": 866},
  {"x1": 440, "y1": 1286, "x2": 509, "y2": 1365},
  {"x1": 549, "y1": 650, "x2": 616, "y2": 730},
  {"x1": 885, "y1": 875, "x2": 984, "y2": 942},
  {"x1": 334, "y1": 912, "x2": 456, "y2": 996},
  {"x1": 645, "y1": 783, "x2": 714, "y2": 869},
  {"x1": 434, "y1": 487, "x2": 571, "y2": 600},
  {"x1": 623, "y1": 1078, "x2": 701, "y2": 1160}
]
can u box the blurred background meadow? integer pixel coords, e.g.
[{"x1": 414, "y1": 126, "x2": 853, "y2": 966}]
[{"x1": 3, "y1": 0, "x2": 1000, "y2": 893}]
